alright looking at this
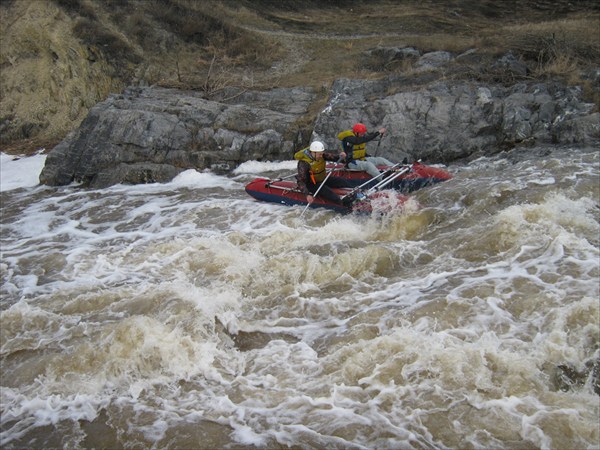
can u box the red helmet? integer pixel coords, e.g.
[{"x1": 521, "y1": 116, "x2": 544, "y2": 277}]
[{"x1": 352, "y1": 123, "x2": 367, "y2": 134}]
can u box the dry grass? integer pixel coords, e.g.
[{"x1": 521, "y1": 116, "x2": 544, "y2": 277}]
[
  {"x1": 210, "y1": 1, "x2": 599, "y2": 94},
  {"x1": 1, "y1": 0, "x2": 599, "y2": 153}
]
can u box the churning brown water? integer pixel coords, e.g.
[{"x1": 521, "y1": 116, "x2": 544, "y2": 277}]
[{"x1": 1, "y1": 146, "x2": 598, "y2": 449}]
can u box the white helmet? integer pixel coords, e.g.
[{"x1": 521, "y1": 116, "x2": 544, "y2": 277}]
[{"x1": 309, "y1": 141, "x2": 325, "y2": 153}]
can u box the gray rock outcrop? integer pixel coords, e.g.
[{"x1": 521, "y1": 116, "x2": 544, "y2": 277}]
[
  {"x1": 40, "y1": 86, "x2": 315, "y2": 188},
  {"x1": 40, "y1": 64, "x2": 599, "y2": 188},
  {"x1": 314, "y1": 77, "x2": 599, "y2": 164}
]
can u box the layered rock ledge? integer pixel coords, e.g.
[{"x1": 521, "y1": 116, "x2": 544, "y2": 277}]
[{"x1": 40, "y1": 72, "x2": 598, "y2": 188}]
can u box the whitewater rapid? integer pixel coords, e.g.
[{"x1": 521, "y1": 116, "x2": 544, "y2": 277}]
[{"x1": 1, "y1": 146, "x2": 598, "y2": 449}]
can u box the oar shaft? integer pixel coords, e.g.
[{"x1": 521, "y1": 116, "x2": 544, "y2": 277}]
[
  {"x1": 366, "y1": 159, "x2": 421, "y2": 193},
  {"x1": 341, "y1": 162, "x2": 404, "y2": 199},
  {"x1": 374, "y1": 135, "x2": 382, "y2": 157},
  {"x1": 367, "y1": 166, "x2": 410, "y2": 194},
  {"x1": 361, "y1": 162, "x2": 403, "y2": 189},
  {"x1": 267, "y1": 172, "x2": 297, "y2": 186},
  {"x1": 372, "y1": 167, "x2": 408, "y2": 190}
]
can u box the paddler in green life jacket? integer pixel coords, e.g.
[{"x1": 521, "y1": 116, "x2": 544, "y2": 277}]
[
  {"x1": 294, "y1": 141, "x2": 354, "y2": 207},
  {"x1": 338, "y1": 123, "x2": 395, "y2": 178}
]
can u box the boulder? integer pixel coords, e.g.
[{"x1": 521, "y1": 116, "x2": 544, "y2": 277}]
[
  {"x1": 40, "y1": 86, "x2": 314, "y2": 187},
  {"x1": 313, "y1": 77, "x2": 599, "y2": 164},
  {"x1": 40, "y1": 74, "x2": 599, "y2": 187},
  {"x1": 415, "y1": 51, "x2": 453, "y2": 71}
]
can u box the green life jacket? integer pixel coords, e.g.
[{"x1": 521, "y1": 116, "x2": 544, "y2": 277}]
[
  {"x1": 294, "y1": 148, "x2": 326, "y2": 183},
  {"x1": 337, "y1": 130, "x2": 367, "y2": 160}
]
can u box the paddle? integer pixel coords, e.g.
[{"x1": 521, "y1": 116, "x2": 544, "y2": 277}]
[
  {"x1": 373, "y1": 133, "x2": 383, "y2": 157},
  {"x1": 266, "y1": 172, "x2": 297, "y2": 186},
  {"x1": 300, "y1": 159, "x2": 343, "y2": 217}
]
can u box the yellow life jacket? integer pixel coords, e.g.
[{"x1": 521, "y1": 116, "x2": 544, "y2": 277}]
[
  {"x1": 337, "y1": 130, "x2": 367, "y2": 160},
  {"x1": 294, "y1": 148, "x2": 326, "y2": 183}
]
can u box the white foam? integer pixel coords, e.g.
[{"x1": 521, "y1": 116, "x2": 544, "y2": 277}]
[
  {"x1": 169, "y1": 169, "x2": 241, "y2": 189},
  {"x1": 0, "y1": 152, "x2": 46, "y2": 191},
  {"x1": 1, "y1": 147, "x2": 598, "y2": 449},
  {"x1": 233, "y1": 159, "x2": 296, "y2": 174}
]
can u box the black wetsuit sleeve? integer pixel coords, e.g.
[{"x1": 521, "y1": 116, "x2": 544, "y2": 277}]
[{"x1": 296, "y1": 160, "x2": 311, "y2": 195}]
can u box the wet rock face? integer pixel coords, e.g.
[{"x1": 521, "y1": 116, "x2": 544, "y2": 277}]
[
  {"x1": 313, "y1": 77, "x2": 599, "y2": 165},
  {"x1": 40, "y1": 86, "x2": 315, "y2": 188},
  {"x1": 40, "y1": 69, "x2": 598, "y2": 188}
]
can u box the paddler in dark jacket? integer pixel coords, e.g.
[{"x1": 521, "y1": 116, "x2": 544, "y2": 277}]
[
  {"x1": 294, "y1": 141, "x2": 353, "y2": 207},
  {"x1": 338, "y1": 123, "x2": 394, "y2": 178}
]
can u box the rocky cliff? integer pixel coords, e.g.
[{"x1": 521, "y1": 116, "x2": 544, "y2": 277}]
[
  {"x1": 39, "y1": 49, "x2": 598, "y2": 188},
  {"x1": 40, "y1": 85, "x2": 315, "y2": 186},
  {"x1": 2, "y1": 0, "x2": 598, "y2": 185}
]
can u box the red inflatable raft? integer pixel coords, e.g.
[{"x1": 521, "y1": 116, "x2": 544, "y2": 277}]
[
  {"x1": 244, "y1": 178, "x2": 411, "y2": 214},
  {"x1": 244, "y1": 161, "x2": 451, "y2": 214},
  {"x1": 246, "y1": 168, "x2": 408, "y2": 214}
]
